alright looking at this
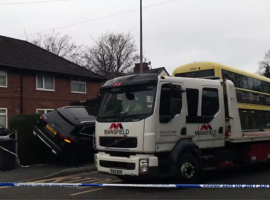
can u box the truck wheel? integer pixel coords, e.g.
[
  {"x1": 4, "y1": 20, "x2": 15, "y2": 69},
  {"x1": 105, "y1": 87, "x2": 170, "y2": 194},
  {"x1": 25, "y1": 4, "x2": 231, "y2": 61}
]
[{"x1": 176, "y1": 152, "x2": 200, "y2": 184}]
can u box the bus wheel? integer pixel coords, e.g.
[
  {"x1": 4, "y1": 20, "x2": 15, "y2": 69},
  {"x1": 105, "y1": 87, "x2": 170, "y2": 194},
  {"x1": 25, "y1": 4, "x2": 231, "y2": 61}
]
[{"x1": 176, "y1": 152, "x2": 200, "y2": 184}]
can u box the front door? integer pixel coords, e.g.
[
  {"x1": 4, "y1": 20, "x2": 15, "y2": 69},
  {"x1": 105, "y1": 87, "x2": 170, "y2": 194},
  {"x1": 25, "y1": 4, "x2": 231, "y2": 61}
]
[{"x1": 155, "y1": 82, "x2": 186, "y2": 152}]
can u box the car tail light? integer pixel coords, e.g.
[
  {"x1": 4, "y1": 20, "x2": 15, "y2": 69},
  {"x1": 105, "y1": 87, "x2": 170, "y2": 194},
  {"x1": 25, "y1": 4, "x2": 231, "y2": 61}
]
[
  {"x1": 59, "y1": 133, "x2": 74, "y2": 143},
  {"x1": 39, "y1": 115, "x2": 47, "y2": 123}
]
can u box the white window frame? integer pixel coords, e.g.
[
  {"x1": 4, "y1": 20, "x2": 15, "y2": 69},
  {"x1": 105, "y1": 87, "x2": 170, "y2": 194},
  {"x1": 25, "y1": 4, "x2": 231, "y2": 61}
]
[
  {"x1": 36, "y1": 109, "x2": 55, "y2": 115},
  {"x1": 36, "y1": 74, "x2": 55, "y2": 91},
  {"x1": 0, "y1": 71, "x2": 8, "y2": 88},
  {"x1": 71, "y1": 79, "x2": 87, "y2": 94},
  {"x1": 0, "y1": 108, "x2": 8, "y2": 128}
]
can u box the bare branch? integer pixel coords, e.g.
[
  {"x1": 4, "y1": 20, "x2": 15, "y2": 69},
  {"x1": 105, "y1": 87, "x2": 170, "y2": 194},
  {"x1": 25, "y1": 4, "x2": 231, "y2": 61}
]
[
  {"x1": 27, "y1": 31, "x2": 85, "y2": 66},
  {"x1": 257, "y1": 50, "x2": 270, "y2": 78},
  {"x1": 84, "y1": 32, "x2": 140, "y2": 76}
]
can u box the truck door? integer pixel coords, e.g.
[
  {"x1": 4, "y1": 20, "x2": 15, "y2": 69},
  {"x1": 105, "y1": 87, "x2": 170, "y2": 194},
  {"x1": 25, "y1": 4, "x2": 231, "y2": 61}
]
[
  {"x1": 197, "y1": 86, "x2": 225, "y2": 148},
  {"x1": 185, "y1": 88, "x2": 200, "y2": 146},
  {"x1": 155, "y1": 82, "x2": 186, "y2": 152}
]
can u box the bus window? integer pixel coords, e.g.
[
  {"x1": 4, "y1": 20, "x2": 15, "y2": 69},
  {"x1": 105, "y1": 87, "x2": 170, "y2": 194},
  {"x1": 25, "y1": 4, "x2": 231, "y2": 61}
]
[
  {"x1": 254, "y1": 79, "x2": 262, "y2": 92},
  {"x1": 265, "y1": 112, "x2": 270, "y2": 128},
  {"x1": 256, "y1": 111, "x2": 265, "y2": 130},
  {"x1": 221, "y1": 70, "x2": 237, "y2": 86},
  {"x1": 247, "y1": 77, "x2": 254, "y2": 90},
  {"x1": 263, "y1": 82, "x2": 270, "y2": 93},
  {"x1": 242, "y1": 110, "x2": 250, "y2": 129},
  {"x1": 239, "y1": 109, "x2": 249, "y2": 130},
  {"x1": 250, "y1": 110, "x2": 257, "y2": 129},
  {"x1": 238, "y1": 75, "x2": 249, "y2": 89},
  {"x1": 175, "y1": 69, "x2": 214, "y2": 78}
]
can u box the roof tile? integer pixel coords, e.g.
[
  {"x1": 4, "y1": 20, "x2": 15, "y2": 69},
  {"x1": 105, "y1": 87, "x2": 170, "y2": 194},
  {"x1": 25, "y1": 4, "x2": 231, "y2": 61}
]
[{"x1": 0, "y1": 35, "x2": 106, "y2": 80}]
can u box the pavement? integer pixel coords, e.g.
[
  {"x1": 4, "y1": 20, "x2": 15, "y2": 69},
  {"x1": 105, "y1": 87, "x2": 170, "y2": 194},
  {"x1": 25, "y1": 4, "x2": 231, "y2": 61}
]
[
  {"x1": 0, "y1": 163, "x2": 96, "y2": 182},
  {"x1": 2, "y1": 163, "x2": 270, "y2": 199}
]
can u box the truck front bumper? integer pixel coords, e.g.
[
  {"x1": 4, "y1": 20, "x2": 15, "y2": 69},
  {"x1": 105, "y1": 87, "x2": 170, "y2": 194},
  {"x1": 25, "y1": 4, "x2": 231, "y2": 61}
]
[{"x1": 95, "y1": 152, "x2": 159, "y2": 177}]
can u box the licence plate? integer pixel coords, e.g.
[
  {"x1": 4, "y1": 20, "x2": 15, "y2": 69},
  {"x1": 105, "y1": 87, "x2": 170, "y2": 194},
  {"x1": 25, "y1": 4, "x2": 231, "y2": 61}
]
[
  {"x1": 46, "y1": 124, "x2": 57, "y2": 135},
  {"x1": 109, "y1": 169, "x2": 123, "y2": 175}
]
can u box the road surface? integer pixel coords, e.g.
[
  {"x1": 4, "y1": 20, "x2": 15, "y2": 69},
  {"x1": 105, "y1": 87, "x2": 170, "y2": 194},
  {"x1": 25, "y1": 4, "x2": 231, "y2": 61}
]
[{"x1": 1, "y1": 163, "x2": 270, "y2": 199}]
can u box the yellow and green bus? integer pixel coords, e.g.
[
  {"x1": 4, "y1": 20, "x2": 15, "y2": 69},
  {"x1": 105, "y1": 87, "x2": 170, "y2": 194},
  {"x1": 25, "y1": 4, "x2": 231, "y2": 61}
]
[{"x1": 172, "y1": 61, "x2": 270, "y2": 131}]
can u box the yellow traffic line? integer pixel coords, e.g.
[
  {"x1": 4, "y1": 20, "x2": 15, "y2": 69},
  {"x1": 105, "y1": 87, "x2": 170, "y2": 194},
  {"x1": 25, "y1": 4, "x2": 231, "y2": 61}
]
[
  {"x1": 81, "y1": 171, "x2": 98, "y2": 175},
  {"x1": 38, "y1": 176, "x2": 105, "y2": 185},
  {"x1": 0, "y1": 170, "x2": 99, "y2": 190},
  {"x1": 0, "y1": 176, "x2": 66, "y2": 190},
  {"x1": 70, "y1": 179, "x2": 121, "y2": 196},
  {"x1": 76, "y1": 188, "x2": 103, "y2": 193}
]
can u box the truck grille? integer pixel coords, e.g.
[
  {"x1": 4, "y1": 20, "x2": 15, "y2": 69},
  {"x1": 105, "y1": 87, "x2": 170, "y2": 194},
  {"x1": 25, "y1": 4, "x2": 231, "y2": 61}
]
[{"x1": 99, "y1": 137, "x2": 137, "y2": 148}]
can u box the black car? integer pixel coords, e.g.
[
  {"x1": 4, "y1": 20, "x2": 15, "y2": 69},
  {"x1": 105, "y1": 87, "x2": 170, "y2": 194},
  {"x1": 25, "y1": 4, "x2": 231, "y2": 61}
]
[{"x1": 33, "y1": 106, "x2": 96, "y2": 166}]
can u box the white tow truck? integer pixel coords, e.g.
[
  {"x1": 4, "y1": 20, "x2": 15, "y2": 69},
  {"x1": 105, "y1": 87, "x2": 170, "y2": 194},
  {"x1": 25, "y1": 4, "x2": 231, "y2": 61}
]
[{"x1": 94, "y1": 74, "x2": 270, "y2": 183}]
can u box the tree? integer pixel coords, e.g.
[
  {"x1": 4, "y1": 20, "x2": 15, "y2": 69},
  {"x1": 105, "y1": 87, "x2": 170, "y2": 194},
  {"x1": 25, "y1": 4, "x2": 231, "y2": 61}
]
[
  {"x1": 84, "y1": 32, "x2": 140, "y2": 75},
  {"x1": 28, "y1": 31, "x2": 84, "y2": 66},
  {"x1": 257, "y1": 50, "x2": 270, "y2": 78}
]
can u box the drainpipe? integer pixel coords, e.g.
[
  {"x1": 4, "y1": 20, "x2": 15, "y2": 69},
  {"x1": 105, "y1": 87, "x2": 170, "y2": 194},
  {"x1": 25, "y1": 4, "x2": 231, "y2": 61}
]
[{"x1": 20, "y1": 72, "x2": 23, "y2": 114}]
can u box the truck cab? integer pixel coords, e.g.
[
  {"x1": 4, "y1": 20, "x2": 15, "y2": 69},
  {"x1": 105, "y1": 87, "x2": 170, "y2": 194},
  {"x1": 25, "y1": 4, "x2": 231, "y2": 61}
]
[{"x1": 94, "y1": 74, "x2": 239, "y2": 183}]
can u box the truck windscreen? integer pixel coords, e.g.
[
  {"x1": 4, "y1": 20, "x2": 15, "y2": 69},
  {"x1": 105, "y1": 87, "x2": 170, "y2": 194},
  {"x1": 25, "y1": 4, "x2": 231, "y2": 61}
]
[{"x1": 96, "y1": 84, "x2": 156, "y2": 122}]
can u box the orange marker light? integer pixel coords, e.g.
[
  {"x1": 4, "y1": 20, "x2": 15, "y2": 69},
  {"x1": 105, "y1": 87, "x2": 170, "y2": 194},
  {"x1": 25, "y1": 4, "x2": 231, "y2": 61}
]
[{"x1": 64, "y1": 139, "x2": 71, "y2": 143}]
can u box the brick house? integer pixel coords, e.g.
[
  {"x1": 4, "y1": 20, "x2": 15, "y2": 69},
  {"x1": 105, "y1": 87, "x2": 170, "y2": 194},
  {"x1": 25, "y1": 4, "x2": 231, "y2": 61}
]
[
  {"x1": 101, "y1": 63, "x2": 170, "y2": 82},
  {"x1": 133, "y1": 63, "x2": 170, "y2": 76},
  {"x1": 0, "y1": 35, "x2": 106, "y2": 128},
  {"x1": 69, "y1": 64, "x2": 170, "y2": 108}
]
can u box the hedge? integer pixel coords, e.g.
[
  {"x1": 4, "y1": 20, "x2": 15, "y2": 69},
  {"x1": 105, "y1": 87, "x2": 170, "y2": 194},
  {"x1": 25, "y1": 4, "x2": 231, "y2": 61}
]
[{"x1": 9, "y1": 114, "x2": 57, "y2": 165}]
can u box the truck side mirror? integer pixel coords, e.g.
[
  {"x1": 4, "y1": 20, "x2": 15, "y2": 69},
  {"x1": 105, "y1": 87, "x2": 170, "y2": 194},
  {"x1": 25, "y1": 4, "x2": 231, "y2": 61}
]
[
  {"x1": 97, "y1": 91, "x2": 105, "y2": 104},
  {"x1": 170, "y1": 98, "x2": 182, "y2": 116}
]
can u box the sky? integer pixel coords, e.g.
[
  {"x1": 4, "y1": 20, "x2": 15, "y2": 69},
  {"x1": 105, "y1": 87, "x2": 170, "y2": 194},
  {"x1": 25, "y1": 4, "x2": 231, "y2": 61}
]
[{"x1": 1, "y1": 0, "x2": 270, "y2": 75}]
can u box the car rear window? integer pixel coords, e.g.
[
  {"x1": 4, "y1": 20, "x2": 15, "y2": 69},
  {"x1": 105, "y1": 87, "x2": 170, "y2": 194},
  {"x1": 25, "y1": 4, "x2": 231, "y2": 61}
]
[
  {"x1": 65, "y1": 107, "x2": 95, "y2": 120},
  {"x1": 45, "y1": 111, "x2": 75, "y2": 135}
]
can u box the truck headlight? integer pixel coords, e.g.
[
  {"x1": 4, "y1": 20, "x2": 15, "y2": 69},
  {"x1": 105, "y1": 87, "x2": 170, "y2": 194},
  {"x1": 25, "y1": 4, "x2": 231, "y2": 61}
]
[
  {"x1": 139, "y1": 158, "x2": 149, "y2": 174},
  {"x1": 94, "y1": 154, "x2": 97, "y2": 167}
]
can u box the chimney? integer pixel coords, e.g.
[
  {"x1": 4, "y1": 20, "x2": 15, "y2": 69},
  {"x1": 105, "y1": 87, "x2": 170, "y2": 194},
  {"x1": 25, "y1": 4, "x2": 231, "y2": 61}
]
[{"x1": 134, "y1": 62, "x2": 150, "y2": 73}]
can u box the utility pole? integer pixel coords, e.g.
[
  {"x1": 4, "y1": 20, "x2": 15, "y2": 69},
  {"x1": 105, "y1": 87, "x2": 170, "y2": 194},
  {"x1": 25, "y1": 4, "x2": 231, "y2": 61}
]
[{"x1": 140, "y1": 0, "x2": 143, "y2": 74}]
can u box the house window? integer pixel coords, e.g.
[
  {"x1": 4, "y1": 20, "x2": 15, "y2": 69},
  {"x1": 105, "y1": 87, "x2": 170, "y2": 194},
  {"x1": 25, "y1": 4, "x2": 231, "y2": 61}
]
[
  {"x1": 36, "y1": 109, "x2": 54, "y2": 115},
  {"x1": 0, "y1": 71, "x2": 7, "y2": 87},
  {"x1": 36, "y1": 74, "x2": 54, "y2": 91},
  {"x1": 71, "y1": 79, "x2": 86, "y2": 94},
  {"x1": 0, "y1": 108, "x2": 7, "y2": 128}
]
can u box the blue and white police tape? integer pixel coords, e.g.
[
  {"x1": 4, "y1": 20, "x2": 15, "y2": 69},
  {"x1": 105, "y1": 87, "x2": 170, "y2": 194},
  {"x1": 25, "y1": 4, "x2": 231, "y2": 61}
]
[{"x1": 1, "y1": 183, "x2": 270, "y2": 188}]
